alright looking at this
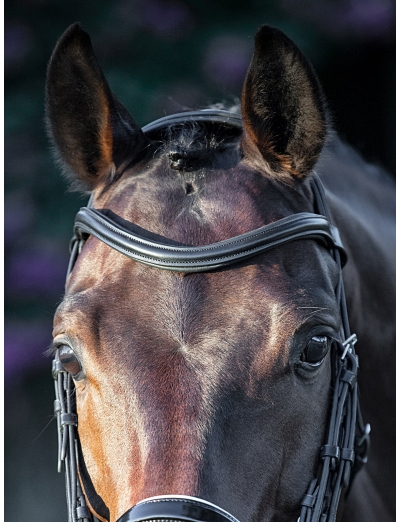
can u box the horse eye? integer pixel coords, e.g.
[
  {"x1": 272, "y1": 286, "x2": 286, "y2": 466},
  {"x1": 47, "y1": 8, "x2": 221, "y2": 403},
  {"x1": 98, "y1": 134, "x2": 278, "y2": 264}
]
[
  {"x1": 58, "y1": 345, "x2": 82, "y2": 377},
  {"x1": 302, "y1": 335, "x2": 331, "y2": 365}
]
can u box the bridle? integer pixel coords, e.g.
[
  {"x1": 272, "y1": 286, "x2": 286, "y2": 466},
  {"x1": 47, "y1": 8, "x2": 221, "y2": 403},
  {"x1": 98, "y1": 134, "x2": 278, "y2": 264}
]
[{"x1": 52, "y1": 110, "x2": 370, "y2": 522}]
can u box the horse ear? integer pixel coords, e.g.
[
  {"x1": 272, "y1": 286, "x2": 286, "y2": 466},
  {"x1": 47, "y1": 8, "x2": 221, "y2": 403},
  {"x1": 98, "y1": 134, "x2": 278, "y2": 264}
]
[
  {"x1": 241, "y1": 25, "x2": 327, "y2": 178},
  {"x1": 46, "y1": 23, "x2": 149, "y2": 190}
]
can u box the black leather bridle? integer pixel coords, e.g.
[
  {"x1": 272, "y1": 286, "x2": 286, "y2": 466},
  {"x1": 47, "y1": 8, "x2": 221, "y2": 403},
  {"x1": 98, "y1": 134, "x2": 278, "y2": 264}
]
[{"x1": 52, "y1": 110, "x2": 370, "y2": 522}]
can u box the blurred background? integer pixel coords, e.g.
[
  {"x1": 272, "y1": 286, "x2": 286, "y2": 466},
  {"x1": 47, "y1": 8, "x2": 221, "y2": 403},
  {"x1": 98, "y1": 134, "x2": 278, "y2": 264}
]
[{"x1": 4, "y1": 0, "x2": 395, "y2": 520}]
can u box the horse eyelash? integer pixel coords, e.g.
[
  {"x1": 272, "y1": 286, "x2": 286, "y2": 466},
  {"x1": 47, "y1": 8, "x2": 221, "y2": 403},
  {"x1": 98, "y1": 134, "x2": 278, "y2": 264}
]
[{"x1": 44, "y1": 342, "x2": 59, "y2": 358}]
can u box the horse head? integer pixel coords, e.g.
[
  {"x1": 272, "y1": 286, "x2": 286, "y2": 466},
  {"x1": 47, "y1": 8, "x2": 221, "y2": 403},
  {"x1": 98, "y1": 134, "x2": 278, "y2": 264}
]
[{"x1": 46, "y1": 24, "x2": 372, "y2": 522}]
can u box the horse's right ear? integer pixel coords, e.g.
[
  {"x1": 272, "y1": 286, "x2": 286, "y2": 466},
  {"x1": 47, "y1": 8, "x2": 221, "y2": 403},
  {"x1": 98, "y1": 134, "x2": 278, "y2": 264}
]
[{"x1": 46, "y1": 23, "x2": 149, "y2": 191}]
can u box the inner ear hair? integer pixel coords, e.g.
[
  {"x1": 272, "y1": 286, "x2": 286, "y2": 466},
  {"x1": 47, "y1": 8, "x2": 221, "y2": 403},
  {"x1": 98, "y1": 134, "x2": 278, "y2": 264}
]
[
  {"x1": 241, "y1": 25, "x2": 328, "y2": 179},
  {"x1": 46, "y1": 23, "x2": 149, "y2": 191}
]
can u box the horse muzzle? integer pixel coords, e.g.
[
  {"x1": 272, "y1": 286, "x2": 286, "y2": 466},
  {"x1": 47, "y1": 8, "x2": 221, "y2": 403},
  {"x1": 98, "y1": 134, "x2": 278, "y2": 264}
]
[{"x1": 116, "y1": 495, "x2": 240, "y2": 522}]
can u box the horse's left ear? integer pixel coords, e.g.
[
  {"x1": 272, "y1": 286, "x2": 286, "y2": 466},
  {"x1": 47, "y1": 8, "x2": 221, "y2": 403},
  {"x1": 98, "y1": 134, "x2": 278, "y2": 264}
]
[
  {"x1": 46, "y1": 23, "x2": 150, "y2": 190},
  {"x1": 241, "y1": 25, "x2": 327, "y2": 178}
]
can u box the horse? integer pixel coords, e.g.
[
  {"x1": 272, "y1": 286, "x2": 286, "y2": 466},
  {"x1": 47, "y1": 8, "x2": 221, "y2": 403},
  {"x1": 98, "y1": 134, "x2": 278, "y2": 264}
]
[{"x1": 46, "y1": 23, "x2": 395, "y2": 522}]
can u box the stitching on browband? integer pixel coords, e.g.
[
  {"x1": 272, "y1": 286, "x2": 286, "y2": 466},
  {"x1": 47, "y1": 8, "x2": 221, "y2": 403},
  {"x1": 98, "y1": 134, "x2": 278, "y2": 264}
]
[
  {"x1": 77, "y1": 209, "x2": 328, "y2": 254},
  {"x1": 75, "y1": 222, "x2": 332, "y2": 266}
]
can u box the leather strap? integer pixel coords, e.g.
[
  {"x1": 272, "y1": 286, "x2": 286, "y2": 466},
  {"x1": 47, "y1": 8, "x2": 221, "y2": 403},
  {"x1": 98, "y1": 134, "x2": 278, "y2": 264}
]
[
  {"x1": 117, "y1": 496, "x2": 240, "y2": 522},
  {"x1": 72, "y1": 209, "x2": 347, "y2": 273},
  {"x1": 142, "y1": 109, "x2": 243, "y2": 136}
]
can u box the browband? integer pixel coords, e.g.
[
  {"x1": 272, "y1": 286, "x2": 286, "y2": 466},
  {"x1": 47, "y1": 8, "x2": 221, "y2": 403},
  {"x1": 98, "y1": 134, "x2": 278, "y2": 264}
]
[{"x1": 71, "y1": 209, "x2": 346, "y2": 273}]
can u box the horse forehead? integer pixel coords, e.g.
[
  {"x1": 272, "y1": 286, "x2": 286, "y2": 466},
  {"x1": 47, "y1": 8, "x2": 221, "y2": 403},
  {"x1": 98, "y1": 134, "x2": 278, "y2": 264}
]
[
  {"x1": 94, "y1": 160, "x2": 312, "y2": 242},
  {"x1": 62, "y1": 164, "x2": 333, "y2": 356}
]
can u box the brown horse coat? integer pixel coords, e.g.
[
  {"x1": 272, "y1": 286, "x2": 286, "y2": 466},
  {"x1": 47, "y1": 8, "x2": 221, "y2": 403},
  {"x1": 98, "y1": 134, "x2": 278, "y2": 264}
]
[{"x1": 47, "y1": 23, "x2": 395, "y2": 522}]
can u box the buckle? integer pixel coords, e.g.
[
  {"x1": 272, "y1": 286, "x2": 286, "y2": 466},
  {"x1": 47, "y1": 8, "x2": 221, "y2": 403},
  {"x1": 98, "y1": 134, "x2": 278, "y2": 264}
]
[{"x1": 341, "y1": 334, "x2": 357, "y2": 360}]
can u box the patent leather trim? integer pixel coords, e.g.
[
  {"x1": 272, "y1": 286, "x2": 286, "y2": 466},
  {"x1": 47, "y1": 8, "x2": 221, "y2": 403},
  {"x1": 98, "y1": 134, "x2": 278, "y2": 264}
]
[
  {"x1": 72, "y1": 209, "x2": 347, "y2": 273},
  {"x1": 116, "y1": 496, "x2": 240, "y2": 522}
]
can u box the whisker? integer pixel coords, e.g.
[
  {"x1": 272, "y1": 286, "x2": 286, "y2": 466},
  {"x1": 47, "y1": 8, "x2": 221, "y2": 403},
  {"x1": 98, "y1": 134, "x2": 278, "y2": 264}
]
[{"x1": 30, "y1": 416, "x2": 56, "y2": 444}]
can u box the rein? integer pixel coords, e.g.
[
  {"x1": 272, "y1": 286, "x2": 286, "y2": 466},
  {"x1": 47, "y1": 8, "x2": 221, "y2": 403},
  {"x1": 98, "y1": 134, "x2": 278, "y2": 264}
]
[{"x1": 52, "y1": 110, "x2": 370, "y2": 522}]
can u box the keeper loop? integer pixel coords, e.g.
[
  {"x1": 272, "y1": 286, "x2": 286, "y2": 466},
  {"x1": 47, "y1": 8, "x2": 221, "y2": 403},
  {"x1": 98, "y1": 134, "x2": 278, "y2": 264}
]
[
  {"x1": 77, "y1": 506, "x2": 91, "y2": 519},
  {"x1": 341, "y1": 448, "x2": 355, "y2": 464},
  {"x1": 301, "y1": 493, "x2": 316, "y2": 508},
  {"x1": 321, "y1": 445, "x2": 340, "y2": 462},
  {"x1": 52, "y1": 359, "x2": 64, "y2": 379},
  {"x1": 340, "y1": 368, "x2": 356, "y2": 388},
  {"x1": 61, "y1": 413, "x2": 78, "y2": 427}
]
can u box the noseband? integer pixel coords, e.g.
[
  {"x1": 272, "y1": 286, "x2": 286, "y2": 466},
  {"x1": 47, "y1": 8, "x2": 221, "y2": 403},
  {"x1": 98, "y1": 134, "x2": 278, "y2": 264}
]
[{"x1": 52, "y1": 110, "x2": 370, "y2": 522}]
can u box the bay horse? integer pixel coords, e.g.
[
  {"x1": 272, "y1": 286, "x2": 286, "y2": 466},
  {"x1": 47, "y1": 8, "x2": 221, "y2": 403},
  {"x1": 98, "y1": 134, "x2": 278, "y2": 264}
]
[{"x1": 46, "y1": 23, "x2": 395, "y2": 522}]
